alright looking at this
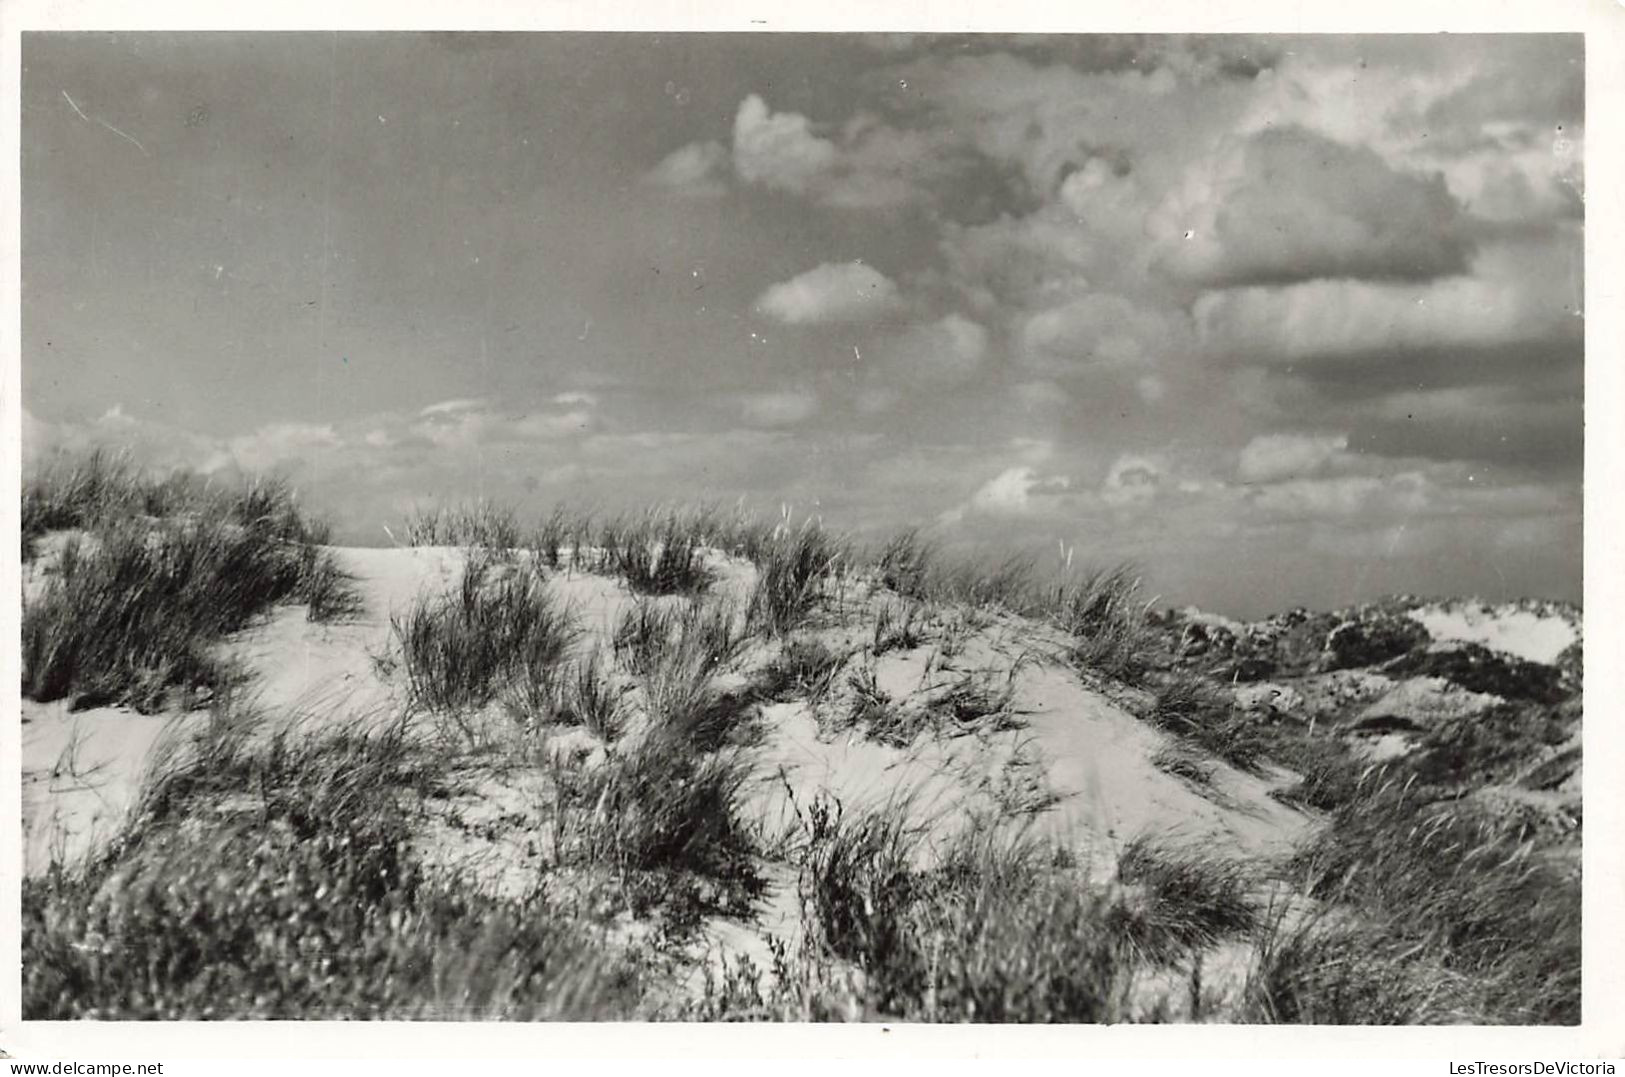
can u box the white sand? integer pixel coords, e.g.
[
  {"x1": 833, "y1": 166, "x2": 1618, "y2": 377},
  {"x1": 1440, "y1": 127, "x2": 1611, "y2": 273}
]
[
  {"x1": 1407, "y1": 602, "x2": 1578, "y2": 664},
  {"x1": 22, "y1": 542, "x2": 1316, "y2": 1009}
]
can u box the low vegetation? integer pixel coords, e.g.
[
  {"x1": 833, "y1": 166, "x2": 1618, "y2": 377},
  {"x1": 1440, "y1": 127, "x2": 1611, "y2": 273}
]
[
  {"x1": 1285, "y1": 771, "x2": 1579, "y2": 1024},
  {"x1": 392, "y1": 555, "x2": 580, "y2": 721},
  {"x1": 542, "y1": 649, "x2": 628, "y2": 742},
  {"x1": 744, "y1": 517, "x2": 846, "y2": 637},
  {"x1": 1112, "y1": 837, "x2": 1257, "y2": 964},
  {"x1": 597, "y1": 508, "x2": 714, "y2": 596},
  {"x1": 1055, "y1": 564, "x2": 1156, "y2": 684},
  {"x1": 548, "y1": 730, "x2": 763, "y2": 921},
  {"x1": 753, "y1": 635, "x2": 847, "y2": 704},
  {"x1": 20, "y1": 454, "x2": 1583, "y2": 1024},
  {"x1": 23, "y1": 708, "x2": 641, "y2": 1019},
  {"x1": 700, "y1": 808, "x2": 1229, "y2": 1022},
  {"x1": 402, "y1": 502, "x2": 523, "y2": 552},
  {"x1": 22, "y1": 458, "x2": 358, "y2": 713},
  {"x1": 1143, "y1": 672, "x2": 1270, "y2": 774}
]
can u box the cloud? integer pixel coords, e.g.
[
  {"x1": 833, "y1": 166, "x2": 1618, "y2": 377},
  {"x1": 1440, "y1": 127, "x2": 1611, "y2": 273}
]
[
  {"x1": 739, "y1": 389, "x2": 819, "y2": 427},
  {"x1": 959, "y1": 465, "x2": 1073, "y2": 518},
  {"x1": 1158, "y1": 126, "x2": 1474, "y2": 287},
  {"x1": 871, "y1": 313, "x2": 988, "y2": 386},
  {"x1": 725, "y1": 94, "x2": 967, "y2": 211},
  {"x1": 511, "y1": 410, "x2": 595, "y2": 439},
  {"x1": 1019, "y1": 293, "x2": 1190, "y2": 374},
  {"x1": 1102, "y1": 453, "x2": 1167, "y2": 506},
  {"x1": 1195, "y1": 234, "x2": 1581, "y2": 364},
  {"x1": 644, "y1": 140, "x2": 729, "y2": 198},
  {"x1": 220, "y1": 422, "x2": 344, "y2": 472},
  {"x1": 756, "y1": 261, "x2": 902, "y2": 326},
  {"x1": 419, "y1": 398, "x2": 487, "y2": 417},
  {"x1": 1245, "y1": 471, "x2": 1433, "y2": 519},
  {"x1": 1347, "y1": 386, "x2": 1581, "y2": 471},
  {"x1": 1237, "y1": 433, "x2": 1350, "y2": 484},
  {"x1": 23, "y1": 404, "x2": 223, "y2": 473},
  {"x1": 411, "y1": 398, "x2": 598, "y2": 449},
  {"x1": 733, "y1": 94, "x2": 839, "y2": 195}
]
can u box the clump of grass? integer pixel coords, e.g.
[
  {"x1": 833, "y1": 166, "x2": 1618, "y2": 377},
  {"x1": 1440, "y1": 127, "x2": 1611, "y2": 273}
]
[
  {"x1": 788, "y1": 808, "x2": 1144, "y2": 1021},
  {"x1": 1267, "y1": 735, "x2": 1372, "y2": 813},
  {"x1": 1406, "y1": 700, "x2": 1577, "y2": 792},
  {"x1": 1241, "y1": 909, "x2": 1478, "y2": 1024},
  {"x1": 529, "y1": 505, "x2": 581, "y2": 570},
  {"x1": 1286, "y1": 772, "x2": 1580, "y2": 1024},
  {"x1": 1111, "y1": 837, "x2": 1257, "y2": 964},
  {"x1": 871, "y1": 528, "x2": 937, "y2": 600},
  {"x1": 799, "y1": 799, "x2": 920, "y2": 974},
  {"x1": 549, "y1": 729, "x2": 762, "y2": 919},
  {"x1": 22, "y1": 503, "x2": 355, "y2": 712},
  {"x1": 295, "y1": 541, "x2": 365, "y2": 623},
  {"x1": 598, "y1": 508, "x2": 713, "y2": 595},
  {"x1": 834, "y1": 665, "x2": 1023, "y2": 748},
  {"x1": 754, "y1": 635, "x2": 847, "y2": 704},
  {"x1": 613, "y1": 598, "x2": 742, "y2": 681},
  {"x1": 923, "y1": 668, "x2": 1025, "y2": 738},
  {"x1": 545, "y1": 649, "x2": 627, "y2": 742},
  {"x1": 24, "y1": 707, "x2": 640, "y2": 1019},
  {"x1": 1144, "y1": 672, "x2": 1270, "y2": 774},
  {"x1": 1151, "y1": 744, "x2": 1219, "y2": 791},
  {"x1": 21, "y1": 449, "x2": 235, "y2": 556},
  {"x1": 23, "y1": 448, "x2": 142, "y2": 554},
  {"x1": 841, "y1": 664, "x2": 919, "y2": 746},
  {"x1": 937, "y1": 553, "x2": 1037, "y2": 612},
  {"x1": 870, "y1": 598, "x2": 926, "y2": 656},
  {"x1": 393, "y1": 557, "x2": 580, "y2": 720},
  {"x1": 402, "y1": 502, "x2": 522, "y2": 552},
  {"x1": 1055, "y1": 564, "x2": 1155, "y2": 684},
  {"x1": 746, "y1": 518, "x2": 845, "y2": 637},
  {"x1": 610, "y1": 597, "x2": 753, "y2": 750}
]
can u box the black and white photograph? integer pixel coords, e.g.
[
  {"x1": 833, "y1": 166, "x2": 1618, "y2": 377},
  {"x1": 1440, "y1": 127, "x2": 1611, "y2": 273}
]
[{"x1": 4, "y1": 1, "x2": 1619, "y2": 1061}]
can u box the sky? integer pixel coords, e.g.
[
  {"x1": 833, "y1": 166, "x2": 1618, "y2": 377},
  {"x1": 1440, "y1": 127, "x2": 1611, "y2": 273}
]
[{"x1": 20, "y1": 32, "x2": 1583, "y2": 617}]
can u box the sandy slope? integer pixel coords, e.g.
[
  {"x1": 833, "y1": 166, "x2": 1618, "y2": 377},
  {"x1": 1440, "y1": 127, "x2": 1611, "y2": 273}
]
[
  {"x1": 22, "y1": 543, "x2": 1312, "y2": 1003},
  {"x1": 22, "y1": 545, "x2": 463, "y2": 874}
]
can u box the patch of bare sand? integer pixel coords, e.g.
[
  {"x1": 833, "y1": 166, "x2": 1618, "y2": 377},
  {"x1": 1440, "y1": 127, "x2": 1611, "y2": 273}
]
[
  {"x1": 1407, "y1": 601, "x2": 1578, "y2": 664},
  {"x1": 21, "y1": 703, "x2": 205, "y2": 875}
]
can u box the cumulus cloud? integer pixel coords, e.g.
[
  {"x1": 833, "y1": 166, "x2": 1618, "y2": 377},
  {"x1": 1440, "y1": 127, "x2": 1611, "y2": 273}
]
[
  {"x1": 220, "y1": 422, "x2": 344, "y2": 472},
  {"x1": 1237, "y1": 433, "x2": 1350, "y2": 484},
  {"x1": 724, "y1": 94, "x2": 970, "y2": 210},
  {"x1": 733, "y1": 94, "x2": 840, "y2": 195},
  {"x1": 739, "y1": 389, "x2": 820, "y2": 427},
  {"x1": 959, "y1": 465, "x2": 1072, "y2": 518},
  {"x1": 1158, "y1": 126, "x2": 1474, "y2": 287},
  {"x1": 756, "y1": 261, "x2": 902, "y2": 326},
  {"x1": 1101, "y1": 456, "x2": 1164, "y2": 506},
  {"x1": 23, "y1": 404, "x2": 223, "y2": 473},
  {"x1": 411, "y1": 398, "x2": 598, "y2": 449},
  {"x1": 644, "y1": 140, "x2": 729, "y2": 197}
]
